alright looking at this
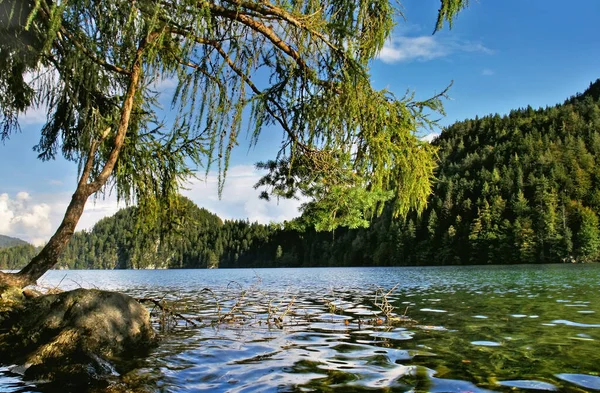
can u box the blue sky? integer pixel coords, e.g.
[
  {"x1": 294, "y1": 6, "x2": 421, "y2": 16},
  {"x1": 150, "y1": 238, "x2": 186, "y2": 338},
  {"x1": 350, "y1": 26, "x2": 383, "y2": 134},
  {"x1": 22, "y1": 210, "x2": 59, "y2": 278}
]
[{"x1": 1, "y1": 0, "x2": 600, "y2": 244}]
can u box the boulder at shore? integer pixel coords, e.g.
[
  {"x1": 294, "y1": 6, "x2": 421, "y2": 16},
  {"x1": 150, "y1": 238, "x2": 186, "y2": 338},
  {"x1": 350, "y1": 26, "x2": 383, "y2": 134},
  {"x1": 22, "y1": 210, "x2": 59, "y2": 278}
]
[{"x1": 0, "y1": 286, "x2": 155, "y2": 386}]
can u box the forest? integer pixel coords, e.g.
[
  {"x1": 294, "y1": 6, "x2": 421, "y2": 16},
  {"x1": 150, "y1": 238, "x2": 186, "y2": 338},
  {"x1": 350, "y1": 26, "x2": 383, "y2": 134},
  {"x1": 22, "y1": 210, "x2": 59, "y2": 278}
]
[
  {"x1": 0, "y1": 235, "x2": 27, "y2": 249},
  {"x1": 2, "y1": 80, "x2": 600, "y2": 270}
]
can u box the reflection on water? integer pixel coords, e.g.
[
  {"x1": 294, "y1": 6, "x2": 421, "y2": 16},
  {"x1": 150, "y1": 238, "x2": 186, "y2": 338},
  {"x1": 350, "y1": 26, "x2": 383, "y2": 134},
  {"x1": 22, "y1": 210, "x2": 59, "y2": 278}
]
[{"x1": 2, "y1": 264, "x2": 600, "y2": 392}]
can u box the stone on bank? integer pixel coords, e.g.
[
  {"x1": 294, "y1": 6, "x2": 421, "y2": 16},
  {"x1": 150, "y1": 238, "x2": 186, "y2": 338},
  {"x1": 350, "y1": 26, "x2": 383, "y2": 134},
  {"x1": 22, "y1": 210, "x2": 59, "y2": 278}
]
[{"x1": 0, "y1": 286, "x2": 155, "y2": 386}]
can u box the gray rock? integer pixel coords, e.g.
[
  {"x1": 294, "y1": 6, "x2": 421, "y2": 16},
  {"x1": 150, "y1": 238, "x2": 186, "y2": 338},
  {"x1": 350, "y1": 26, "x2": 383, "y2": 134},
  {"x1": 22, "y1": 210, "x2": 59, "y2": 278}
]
[{"x1": 0, "y1": 288, "x2": 155, "y2": 386}]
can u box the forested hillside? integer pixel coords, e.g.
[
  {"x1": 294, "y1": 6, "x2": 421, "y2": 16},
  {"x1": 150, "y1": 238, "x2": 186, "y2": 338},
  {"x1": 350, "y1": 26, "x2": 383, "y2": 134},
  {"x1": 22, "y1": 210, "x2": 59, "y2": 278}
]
[
  {"x1": 0, "y1": 244, "x2": 38, "y2": 270},
  {"x1": 239, "y1": 79, "x2": 600, "y2": 267},
  {"x1": 56, "y1": 197, "x2": 280, "y2": 269},
  {"x1": 0, "y1": 236, "x2": 36, "y2": 271},
  {"x1": 0, "y1": 235, "x2": 28, "y2": 249},
  {"x1": 324, "y1": 79, "x2": 600, "y2": 266},
  {"x1": 3, "y1": 80, "x2": 600, "y2": 269},
  {"x1": 420, "y1": 79, "x2": 600, "y2": 264},
  {"x1": 58, "y1": 197, "x2": 220, "y2": 269}
]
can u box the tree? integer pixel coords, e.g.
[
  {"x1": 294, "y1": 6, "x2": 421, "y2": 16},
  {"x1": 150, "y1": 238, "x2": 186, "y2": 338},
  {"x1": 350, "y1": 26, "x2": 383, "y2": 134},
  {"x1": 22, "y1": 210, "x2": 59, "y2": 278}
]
[
  {"x1": 0, "y1": 0, "x2": 468, "y2": 286},
  {"x1": 571, "y1": 203, "x2": 600, "y2": 262}
]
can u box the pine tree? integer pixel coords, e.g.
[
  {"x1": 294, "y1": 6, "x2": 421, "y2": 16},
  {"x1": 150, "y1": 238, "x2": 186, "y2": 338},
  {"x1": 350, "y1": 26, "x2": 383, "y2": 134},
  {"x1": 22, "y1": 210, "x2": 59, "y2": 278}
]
[{"x1": 0, "y1": 0, "x2": 469, "y2": 286}]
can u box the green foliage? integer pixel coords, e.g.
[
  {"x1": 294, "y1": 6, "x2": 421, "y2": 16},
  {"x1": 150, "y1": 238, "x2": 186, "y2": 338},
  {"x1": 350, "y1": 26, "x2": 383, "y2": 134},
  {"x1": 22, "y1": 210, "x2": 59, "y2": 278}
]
[
  {"x1": 13, "y1": 81, "x2": 600, "y2": 270},
  {"x1": 0, "y1": 0, "x2": 42, "y2": 135},
  {"x1": 0, "y1": 244, "x2": 39, "y2": 270},
  {"x1": 0, "y1": 235, "x2": 28, "y2": 249},
  {"x1": 296, "y1": 186, "x2": 394, "y2": 232},
  {"x1": 0, "y1": 0, "x2": 467, "y2": 236},
  {"x1": 400, "y1": 79, "x2": 600, "y2": 264},
  {"x1": 435, "y1": 0, "x2": 469, "y2": 32},
  {"x1": 570, "y1": 202, "x2": 600, "y2": 262}
]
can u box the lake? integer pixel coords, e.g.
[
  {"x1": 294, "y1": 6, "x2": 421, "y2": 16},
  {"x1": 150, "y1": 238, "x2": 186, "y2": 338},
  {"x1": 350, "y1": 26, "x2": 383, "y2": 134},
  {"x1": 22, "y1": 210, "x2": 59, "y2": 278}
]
[{"x1": 2, "y1": 264, "x2": 600, "y2": 392}]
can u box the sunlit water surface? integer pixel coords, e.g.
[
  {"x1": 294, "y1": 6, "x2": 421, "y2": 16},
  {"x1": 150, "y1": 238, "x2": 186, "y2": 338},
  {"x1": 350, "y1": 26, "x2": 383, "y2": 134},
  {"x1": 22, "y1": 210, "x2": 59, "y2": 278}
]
[{"x1": 2, "y1": 264, "x2": 600, "y2": 392}]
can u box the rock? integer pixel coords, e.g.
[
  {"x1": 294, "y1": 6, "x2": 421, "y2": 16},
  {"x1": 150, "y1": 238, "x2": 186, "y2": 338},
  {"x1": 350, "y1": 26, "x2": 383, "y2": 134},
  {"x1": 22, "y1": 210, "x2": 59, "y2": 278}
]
[
  {"x1": 22, "y1": 288, "x2": 42, "y2": 299},
  {"x1": 0, "y1": 288, "x2": 155, "y2": 386}
]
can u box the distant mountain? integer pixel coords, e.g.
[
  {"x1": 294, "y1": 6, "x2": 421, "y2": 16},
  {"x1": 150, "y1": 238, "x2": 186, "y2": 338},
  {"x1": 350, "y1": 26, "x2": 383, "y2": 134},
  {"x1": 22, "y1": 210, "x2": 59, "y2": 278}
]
[
  {"x1": 58, "y1": 196, "x2": 228, "y2": 269},
  {"x1": 0, "y1": 235, "x2": 28, "y2": 249}
]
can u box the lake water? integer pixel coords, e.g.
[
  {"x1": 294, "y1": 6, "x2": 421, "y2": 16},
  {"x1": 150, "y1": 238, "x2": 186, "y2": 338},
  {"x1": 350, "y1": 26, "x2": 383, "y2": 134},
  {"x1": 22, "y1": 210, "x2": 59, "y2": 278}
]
[{"x1": 2, "y1": 264, "x2": 600, "y2": 392}]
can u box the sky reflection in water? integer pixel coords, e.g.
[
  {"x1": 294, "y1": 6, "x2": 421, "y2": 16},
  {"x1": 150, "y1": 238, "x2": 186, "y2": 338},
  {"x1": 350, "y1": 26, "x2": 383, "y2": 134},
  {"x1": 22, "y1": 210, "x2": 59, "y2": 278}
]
[{"x1": 2, "y1": 264, "x2": 600, "y2": 392}]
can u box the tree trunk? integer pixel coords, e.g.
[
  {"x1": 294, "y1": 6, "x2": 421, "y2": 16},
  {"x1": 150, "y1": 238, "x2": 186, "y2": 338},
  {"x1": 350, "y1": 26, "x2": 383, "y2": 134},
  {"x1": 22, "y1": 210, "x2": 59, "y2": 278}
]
[
  {"x1": 1, "y1": 37, "x2": 150, "y2": 288},
  {"x1": 15, "y1": 186, "x2": 91, "y2": 285}
]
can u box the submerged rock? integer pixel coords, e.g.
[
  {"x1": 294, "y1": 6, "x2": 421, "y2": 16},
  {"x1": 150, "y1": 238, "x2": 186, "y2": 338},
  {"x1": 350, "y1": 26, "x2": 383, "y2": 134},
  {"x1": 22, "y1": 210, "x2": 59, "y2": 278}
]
[{"x1": 0, "y1": 287, "x2": 155, "y2": 386}]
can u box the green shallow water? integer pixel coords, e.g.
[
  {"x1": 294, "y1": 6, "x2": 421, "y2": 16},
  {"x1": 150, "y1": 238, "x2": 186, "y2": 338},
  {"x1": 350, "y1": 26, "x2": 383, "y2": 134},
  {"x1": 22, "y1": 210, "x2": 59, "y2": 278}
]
[{"x1": 2, "y1": 264, "x2": 600, "y2": 392}]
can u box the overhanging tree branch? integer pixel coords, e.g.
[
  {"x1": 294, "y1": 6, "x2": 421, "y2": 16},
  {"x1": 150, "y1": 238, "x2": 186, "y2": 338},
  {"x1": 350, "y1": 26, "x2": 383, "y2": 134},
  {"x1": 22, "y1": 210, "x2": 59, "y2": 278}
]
[
  {"x1": 57, "y1": 28, "x2": 132, "y2": 76},
  {"x1": 0, "y1": 0, "x2": 470, "y2": 287},
  {"x1": 15, "y1": 31, "x2": 158, "y2": 284},
  {"x1": 89, "y1": 31, "x2": 160, "y2": 191},
  {"x1": 169, "y1": 26, "x2": 311, "y2": 152}
]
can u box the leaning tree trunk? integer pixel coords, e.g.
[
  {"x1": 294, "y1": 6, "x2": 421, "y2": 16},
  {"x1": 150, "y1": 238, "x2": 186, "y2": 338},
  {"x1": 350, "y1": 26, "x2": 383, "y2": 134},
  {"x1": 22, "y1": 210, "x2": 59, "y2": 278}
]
[
  {"x1": 2, "y1": 41, "x2": 149, "y2": 287},
  {"x1": 15, "y1": 186, "x2": 91, "y2": 285}
]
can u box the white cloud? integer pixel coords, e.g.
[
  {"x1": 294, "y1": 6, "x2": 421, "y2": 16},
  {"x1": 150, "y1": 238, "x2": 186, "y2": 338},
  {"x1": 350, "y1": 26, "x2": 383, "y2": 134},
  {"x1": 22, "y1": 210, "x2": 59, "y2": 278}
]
[
  {"x1": 77, "y1": 195, "x2": 123, "y2": 231},
  {"x1": 182, "y1": 165, "x2": 304, "y2": 224},
  {"x1": 16, "y1": 191, "x2": 31, "y2": 201},
  {"x1": 378, "y1": 35, "x2": 493, "y2": 64},
  {"x1": 420, "y1": 133, "x2": 439, "y2": 143},
  {"x1": 151, "y1": 76, "x2": 178, "y2": 92},
  {"x1": 0, "y1": 190, "x2": 124, "y2": 245},
  {"x1": 12, "y1": 203, "x2": 52, "y2": 236},
  {"x1": 0, "y1": 165, "x2": 303, "y2": 245},
  {"x1": 0, "y1": 192, "x2": 52, "y2": 245},
  {"x1": 0, "y1": 194, "x2": 15, "y2": 234},
  {"x1": 481, "y1": 68, "x2": 495, "y2": 76},
  {"x1": 20, "y1": 105, "x2": 48, "y2": 125},
  {"x1": 379, "y1": 36, "x2": 447, "y2": 63}
]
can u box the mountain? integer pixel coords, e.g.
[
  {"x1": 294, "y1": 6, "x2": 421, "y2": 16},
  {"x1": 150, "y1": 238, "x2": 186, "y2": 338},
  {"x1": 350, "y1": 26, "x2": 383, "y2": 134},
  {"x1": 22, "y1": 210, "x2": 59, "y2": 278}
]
[
  {"x1": 239, "y1": 78, "x2": 600, "y2": 267},
  {"x1": 0, "y1": 235, "x2": 28, "y2": 249},
  {"x1": 404, "y1": 78, "x2": 600, "y2": 264},
  {"x1": 0, "y1": 236, "x2": 36, "y2": 270},
  {"x1": 4, "y1": 80, "x2": 600, "y2": 270},
  {"x1": 241, "y1": 79, "x2": 600, "y2": 267},
  {"x1": 566, "y1": 79, "x2": 600, "y2": 104},
  {"x1": 57, "y1": 196, "x2": 226, "y2": 269},
  {"x1": 56, "y1": 196, "x2": 279, "y2": 270}
]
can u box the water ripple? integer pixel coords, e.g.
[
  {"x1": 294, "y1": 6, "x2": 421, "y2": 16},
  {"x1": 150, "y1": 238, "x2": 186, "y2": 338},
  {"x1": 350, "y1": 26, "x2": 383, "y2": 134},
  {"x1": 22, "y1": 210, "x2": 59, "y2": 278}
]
[{"x1": 2, "y1": 265, "x2": 600, "y2": 392}]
